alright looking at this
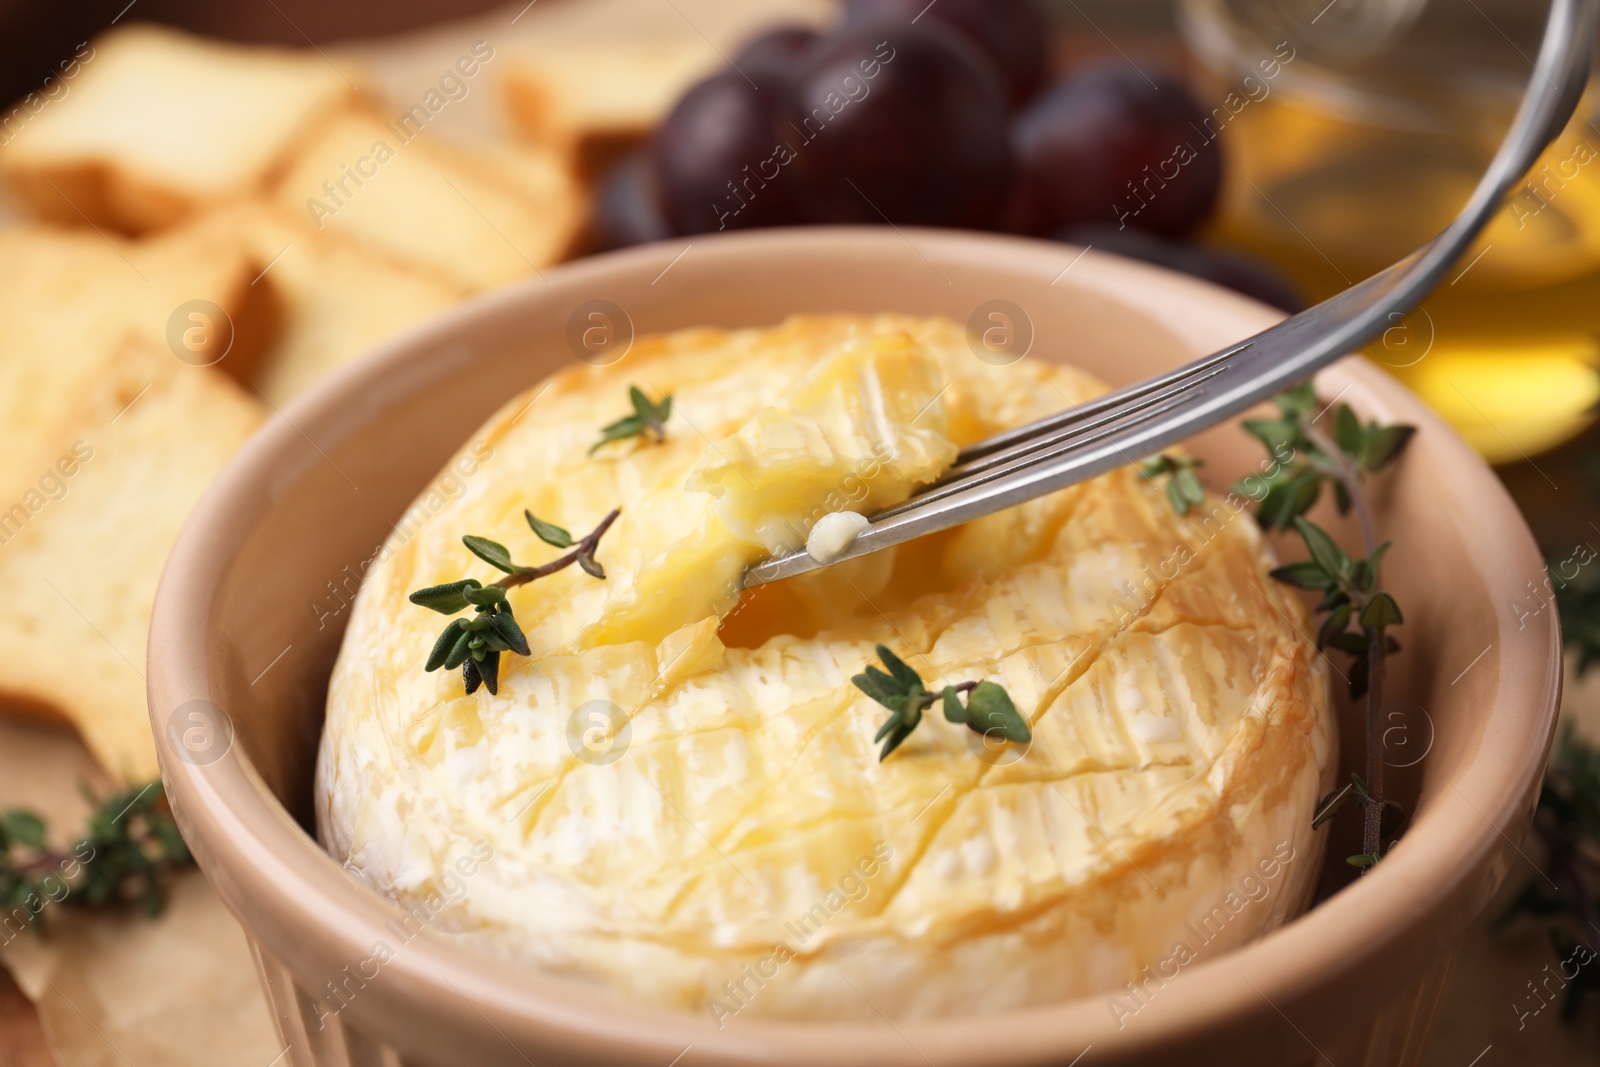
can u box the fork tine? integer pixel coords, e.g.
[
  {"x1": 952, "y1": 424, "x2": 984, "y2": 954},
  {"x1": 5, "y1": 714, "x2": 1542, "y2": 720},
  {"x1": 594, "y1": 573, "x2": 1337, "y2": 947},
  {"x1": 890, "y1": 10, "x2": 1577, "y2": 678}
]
[
  {"x1": 869, "y1": 389, "x2": 1197, "y2": 522},
  {"x1": 871, "y1": 345, "x2": 1246, "y2": 522},
  {"x1": 934, "y1": 359, "x2": 1233, "y2": 485},
  {"x1": 953, "y1": 341, "x2": 1249, "y2": 464}
]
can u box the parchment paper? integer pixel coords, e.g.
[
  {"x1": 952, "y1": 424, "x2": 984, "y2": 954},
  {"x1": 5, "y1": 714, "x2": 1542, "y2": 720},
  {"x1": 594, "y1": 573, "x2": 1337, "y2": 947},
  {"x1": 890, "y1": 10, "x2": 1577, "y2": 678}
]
[{"x1": 0, "y1": 719, "x2": 279, "y2": 1066}]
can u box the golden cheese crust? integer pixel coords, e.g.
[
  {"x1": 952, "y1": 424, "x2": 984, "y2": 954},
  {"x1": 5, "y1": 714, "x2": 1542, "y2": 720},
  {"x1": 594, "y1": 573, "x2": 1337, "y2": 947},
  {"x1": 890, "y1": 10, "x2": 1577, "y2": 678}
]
[{"x1": 316, "y1": 315, "x2": 1333, "y2": 1022}]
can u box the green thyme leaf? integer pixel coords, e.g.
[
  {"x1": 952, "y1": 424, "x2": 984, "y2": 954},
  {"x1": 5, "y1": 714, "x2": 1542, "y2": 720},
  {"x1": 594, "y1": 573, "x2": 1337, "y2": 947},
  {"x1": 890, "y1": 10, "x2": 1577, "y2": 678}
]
[
  {"x1": 965, "y1": 682, "x2": 1030, "y2": 744},
  {"x1": 577, "y1": 552, "x2": 606, "y2": 579},
  {"x1": 525, "y1": 510, "x2": 574, "y2": 548},
  {"x1": 1274, "y1": 382, "x2": 1318, "y2": 419},
  {"x1": 1240, "y1": 417, "x2": 1297, "y2": 455},
  {"x1": 874, "y1": 644, "x2": 923, "y2": 692},
  {"x1": 1334, "y1": 404, "x2": 1363, "y2": 456},
  {"x1": 479, "y1": 650, "x2": 502, "y2": 695},
  {"x1": 1293, "y1": 517, "x2": 1350, "y2": 581},
  {"x1": 628, "y1": 385, "x2": 672, "y2": 424},
  {"x1": 852, "y1": 666, "x2": 902, "y2": 708},
  {"x1": 942, "y1": 685, "x2": 967, "y2": 723},
  {"x1": 2, "y1": 811, "x2": 45, "y2": 850},
  {"x1": 490, "y1": 611, "x2": 531, "y2": 657},
  {"x1": 462, "y1": 535, "x2": 519, "y2": 573},
  {"x1": 1312, "y1": 782, "x2": 1355, "y2": 829},
  {"x1": 591, "y1": 385, "x2": 673, "y2": 454},
  {"x1": 443, "y1": 626, "x2": 474, "y2": 670},
  {"x1": 1166, "y1": 477, "x2": 1190, "y2": 515},
  {"x1": 425, "y1": 619, "x2": 467, "y2": 672},
  {"x1": 1345, "y1": 852, "x2": 1379, "y2": 869},
  {"x1": 1362, "y1": 425, "x2": 1415, "y2": 471},
  {"x1": 1257, "y1": 468, "x2": 1322, "y2": 531},
  {"x1": 1138, "y1": 455, "x2": 1175, "y2": 479},
  {"x1": 1317, "y1": 587, "x2": 1351, "y2": 613},
  {"x1": 1359, "y1": 591, "x2": 1403, "y2": 630},
  {"x1": 1270, "y1": 560, "x2": 1334, "y2": 590},
  {"x1": 1317, "y1": 604, "x2": 1353, "y2": 650},
  {"x1": 590, "y1": 416, "x2": 646, "y2": 454},
  {"x1": 877, "y1": 708, "x2": 921, "y2": 761},
  {"x1": 1330, "y1": 631, "x2": 1368, "y2": 656},
  {"x1": 409, "y1": 578, "x2": 483, "y2": 614},
  {"x1": 462, "y1": 584, "x2": 508, "y2": 608},
  {"x1": 1141, "y1": 454, "x2": 1206, "y2": 516},
  {"x1": 1174, "y1": 466, "x2": 1205, "y2": 509}
]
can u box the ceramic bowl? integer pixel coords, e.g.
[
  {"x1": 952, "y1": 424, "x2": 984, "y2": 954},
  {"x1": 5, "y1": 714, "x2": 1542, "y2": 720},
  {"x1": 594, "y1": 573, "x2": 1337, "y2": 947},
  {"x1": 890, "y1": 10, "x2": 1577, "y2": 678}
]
[{"x1": 147, "y1": 227, "x2": 1560, "y2": 1067}]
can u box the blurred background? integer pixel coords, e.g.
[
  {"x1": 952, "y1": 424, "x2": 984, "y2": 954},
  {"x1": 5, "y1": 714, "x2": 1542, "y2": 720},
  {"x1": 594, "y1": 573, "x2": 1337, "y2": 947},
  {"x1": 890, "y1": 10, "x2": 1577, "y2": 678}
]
[
  {"x1": 0, "y1": 0, "x2": 1597, "y2": 1064},
  {"x1": 7, "y1": 0, "x2": 1588, "y2": 509}
]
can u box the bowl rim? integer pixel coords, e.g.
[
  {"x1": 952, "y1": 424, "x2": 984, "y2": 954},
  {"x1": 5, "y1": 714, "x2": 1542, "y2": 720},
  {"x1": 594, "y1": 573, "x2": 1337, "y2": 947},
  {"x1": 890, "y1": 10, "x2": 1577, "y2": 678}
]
[{"x1": 148, "y1": 226, "x2": 1562, "y2": 1064}]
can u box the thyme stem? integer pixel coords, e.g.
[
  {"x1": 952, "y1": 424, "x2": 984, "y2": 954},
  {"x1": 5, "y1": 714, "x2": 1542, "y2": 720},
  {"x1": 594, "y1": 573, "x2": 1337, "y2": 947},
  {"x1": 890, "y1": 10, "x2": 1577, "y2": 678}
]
[
  {"x1": 910, "y1": 679, "x2": 977, "y2": 710},
  {"x1": 1304, "y1": 420, "x2": 1388, "y2": 863},
  {"x1": 493, "y1": 508, "x2": 621, "y2": 589}
]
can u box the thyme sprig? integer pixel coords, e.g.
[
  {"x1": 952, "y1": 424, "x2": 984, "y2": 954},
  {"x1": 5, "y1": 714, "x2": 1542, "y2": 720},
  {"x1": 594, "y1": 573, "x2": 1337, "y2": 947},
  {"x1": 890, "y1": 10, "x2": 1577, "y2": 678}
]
[
  {"x1": 1269, "y1": 517, "x2": 1402, "y2": 702},
  {"x1": 1557, "y1": 567, "x2": 1600, "y2": 675},
  {"x1": 1233, "y1": 383, "x2": 1414, "y2": 534},
  {"x1": 852, "y1": 645, "x2": 1030, "y2": 761},
  {"x1": 1139, "y1": 454, "x2": 1205, "y2": 515},
  {"x1": 2, "y1": 782, "x2": 192, "y2": 930},
  {"x1": 1151, "y1": 384, "x2": 1414, "y2": 870},
  {"x1": 410, "y1": 507, "x2": 619, "y2": 695},
  {"x1": 591, "y1": 386, "x2": 673, "y2": 454},
  {"x1": 1239, "y1": 383, "x2": 1414, "y2": 869}
]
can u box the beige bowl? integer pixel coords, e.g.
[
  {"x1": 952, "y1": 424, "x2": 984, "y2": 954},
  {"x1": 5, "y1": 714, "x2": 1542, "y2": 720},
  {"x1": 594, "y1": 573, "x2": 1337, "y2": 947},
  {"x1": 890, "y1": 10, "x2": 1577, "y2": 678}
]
[{"x1": 147, "y1": 228, "x2": 1559, "y2": 1067}]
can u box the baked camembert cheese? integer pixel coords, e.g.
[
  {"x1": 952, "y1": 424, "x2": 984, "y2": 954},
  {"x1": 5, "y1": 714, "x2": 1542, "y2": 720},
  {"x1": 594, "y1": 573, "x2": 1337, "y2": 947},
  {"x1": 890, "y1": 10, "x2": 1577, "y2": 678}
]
[{"x1": 317, "y1": 314, "x2": 1334, "y2": 1022}]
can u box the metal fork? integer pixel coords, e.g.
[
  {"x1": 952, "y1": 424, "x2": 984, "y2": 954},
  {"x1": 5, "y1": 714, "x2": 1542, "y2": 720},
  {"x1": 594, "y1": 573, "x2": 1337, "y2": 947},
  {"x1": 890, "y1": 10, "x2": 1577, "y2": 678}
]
[{"x1": 746, "y1": 0, "x2": 1598, "y2": 589}]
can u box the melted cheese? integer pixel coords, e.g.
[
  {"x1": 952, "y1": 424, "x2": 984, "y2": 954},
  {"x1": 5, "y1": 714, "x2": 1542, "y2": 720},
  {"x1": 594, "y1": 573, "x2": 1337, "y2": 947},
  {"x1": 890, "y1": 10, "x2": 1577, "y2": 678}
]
[{"x1": 316, "y1": 315, "x2": 1334, "y2": 1021}]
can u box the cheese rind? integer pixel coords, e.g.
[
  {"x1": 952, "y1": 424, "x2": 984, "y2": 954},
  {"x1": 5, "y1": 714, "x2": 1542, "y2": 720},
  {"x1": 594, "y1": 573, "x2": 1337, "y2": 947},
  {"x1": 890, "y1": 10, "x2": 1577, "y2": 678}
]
[{"x1": 317, "y1": 315, "x2": 1333, "y2": 1020}]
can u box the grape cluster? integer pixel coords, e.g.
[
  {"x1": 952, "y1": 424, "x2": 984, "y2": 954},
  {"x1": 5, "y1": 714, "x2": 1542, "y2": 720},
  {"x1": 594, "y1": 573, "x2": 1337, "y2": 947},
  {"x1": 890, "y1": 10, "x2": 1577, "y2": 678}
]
[{"x1": 594, "y1": 0, "x2": 1299, "y2": 311}]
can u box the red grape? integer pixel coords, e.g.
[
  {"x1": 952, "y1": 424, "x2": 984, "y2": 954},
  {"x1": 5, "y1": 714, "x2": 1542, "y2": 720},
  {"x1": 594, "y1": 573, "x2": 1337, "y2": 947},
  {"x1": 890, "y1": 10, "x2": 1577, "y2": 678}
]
[
  {"x1": 779, "y1": 23, "x2": 1012, "y2": 228},
  {"x1": 1006, "y1": 64, "x2": 1223, "y2": 239},
  {"x1": 734, "y1": 25, "x2": 822, "y2": 90},
  {"x1": 843, "y1": 0, "x2": 1049, "y2": 106},
  {"x1": 592, "y1": 151, "x2": 672, "y2": 251},
  {"x1": 650, "y1": 71, "x2": 799, "y2": 235}
]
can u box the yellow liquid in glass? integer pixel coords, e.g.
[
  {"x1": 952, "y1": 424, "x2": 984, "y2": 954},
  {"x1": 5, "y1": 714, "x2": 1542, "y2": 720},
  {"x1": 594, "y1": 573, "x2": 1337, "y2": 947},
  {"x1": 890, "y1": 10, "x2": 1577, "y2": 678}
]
[{"x1": 1208, "y1": 91, "x2": 1600, "y2": 463}]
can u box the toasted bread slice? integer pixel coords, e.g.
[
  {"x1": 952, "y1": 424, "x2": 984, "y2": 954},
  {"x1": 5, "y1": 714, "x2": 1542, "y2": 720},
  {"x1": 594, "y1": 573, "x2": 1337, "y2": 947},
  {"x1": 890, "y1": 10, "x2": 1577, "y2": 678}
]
[
  {"x1": 202, "y1": 202, "x2": 466, "y2": 405},
  {"x1": 0, "y1": 341, "x2": 264, "y2": 780},
  {"x1": 501, "y1": 40, "x2": 718, "y2": 176},
  {"x1": 0, "y1": 24, "x2": 356, "y2": 233},
  {"x1": 272, "y1": 109, "x2": 584, "y2": 292},
  {"x1": 0, "y1": 223, "x2": 273, "y2": 498}
]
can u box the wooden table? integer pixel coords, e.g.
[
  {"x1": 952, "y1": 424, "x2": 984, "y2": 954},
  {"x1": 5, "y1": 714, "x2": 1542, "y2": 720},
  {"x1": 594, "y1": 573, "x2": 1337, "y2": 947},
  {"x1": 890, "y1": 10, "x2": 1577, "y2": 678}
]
[{"x1": 0, "y1": 968, "x2": 52, "y2": 1067}]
